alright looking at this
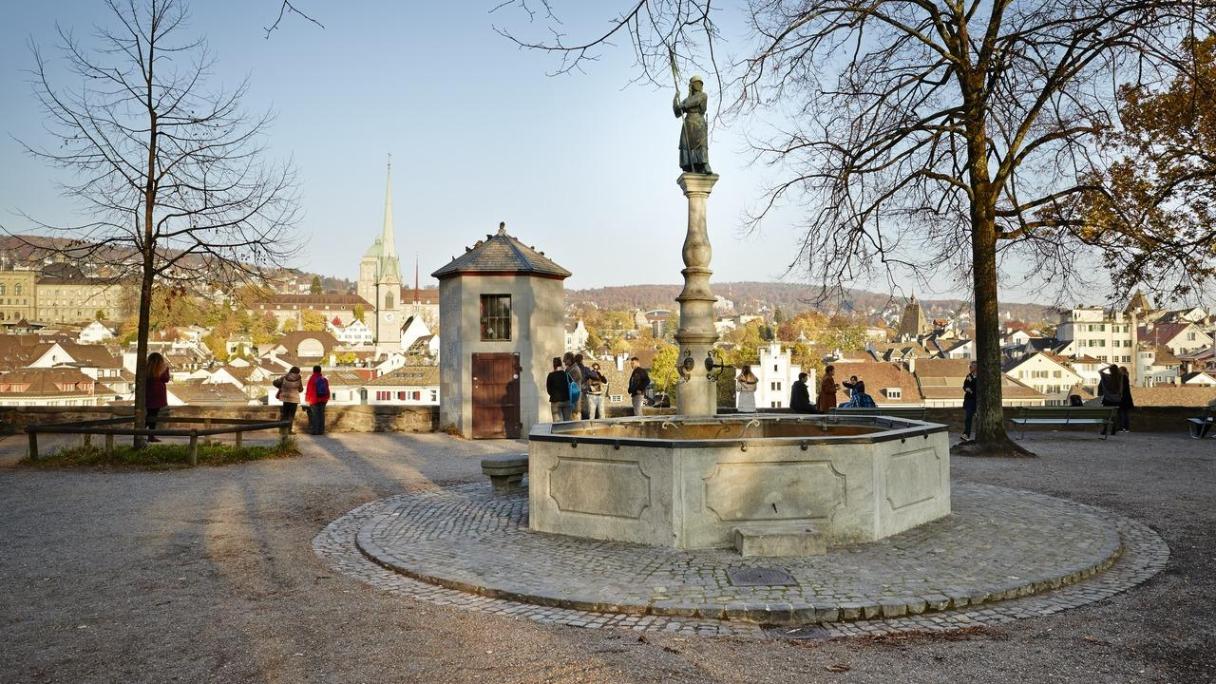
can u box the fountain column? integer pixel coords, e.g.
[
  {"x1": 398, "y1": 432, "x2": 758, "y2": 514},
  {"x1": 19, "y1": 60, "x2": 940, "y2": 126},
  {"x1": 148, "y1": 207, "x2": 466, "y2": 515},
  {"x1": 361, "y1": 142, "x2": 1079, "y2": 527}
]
[{"x1": 675, "y1": 172, "x2": 721, "y2": 416}]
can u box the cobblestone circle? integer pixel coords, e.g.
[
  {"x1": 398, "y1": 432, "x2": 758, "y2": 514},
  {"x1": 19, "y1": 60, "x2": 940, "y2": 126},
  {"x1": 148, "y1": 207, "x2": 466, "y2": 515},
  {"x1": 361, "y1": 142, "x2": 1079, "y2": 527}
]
[{"x1": 314, "y1": 482, "x2": 1168, "y2": 639}]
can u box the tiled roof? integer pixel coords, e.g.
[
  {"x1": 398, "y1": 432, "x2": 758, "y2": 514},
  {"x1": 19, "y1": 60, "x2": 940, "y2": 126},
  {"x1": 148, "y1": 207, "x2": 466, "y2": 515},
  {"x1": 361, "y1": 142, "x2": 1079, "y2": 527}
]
[
  {"x1": 400, "y1": 287, "x2": 440, "y2": 304},
  {"x1": 367, "y1": 366, "x2": 440, "y2": 386},
  {"x1": 432, "y1": 223, "x2": 571, "y2": 280},
  {"x1": 1132, "y1": 385, "x2": 1216, "y2": 407},
  {"x1": 55, "y1": 341, "x2": 122, "y2": 368},
  {"x1": 1138, "y1": 322, "x2": 1195, "y2": 346},
  {"x1": 0, "y1": 334, "x2": 47, "y2": 368},
  {"x1": 0, "y1": 367, "x2": 99, "y2": 396},
  {"x1": 167, "y1": 381, "x2": 249, "y2": 405},
  {"x1": 255, "y1": 294, "x2": 372, "y2": 307},
  {"x1": 829, "y1": 361, "x2": 922, "y2": 404}
]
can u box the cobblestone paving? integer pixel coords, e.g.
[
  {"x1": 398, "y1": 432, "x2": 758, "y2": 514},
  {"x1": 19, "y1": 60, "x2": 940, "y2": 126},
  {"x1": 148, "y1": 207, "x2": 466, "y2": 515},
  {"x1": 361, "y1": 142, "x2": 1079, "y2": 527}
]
[{"x1": 314, "y1": 482, "x2": 1168, "y2": 639}]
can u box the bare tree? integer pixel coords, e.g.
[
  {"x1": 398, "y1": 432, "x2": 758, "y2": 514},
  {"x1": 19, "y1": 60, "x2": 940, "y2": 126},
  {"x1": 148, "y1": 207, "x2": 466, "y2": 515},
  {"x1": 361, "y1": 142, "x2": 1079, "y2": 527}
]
[
  {"x1": 13, "y1": 0, "x2": 299, "y2": 446},
  {"x1": 499, "y1": 0, "x2": 1214, "y2": 456}
]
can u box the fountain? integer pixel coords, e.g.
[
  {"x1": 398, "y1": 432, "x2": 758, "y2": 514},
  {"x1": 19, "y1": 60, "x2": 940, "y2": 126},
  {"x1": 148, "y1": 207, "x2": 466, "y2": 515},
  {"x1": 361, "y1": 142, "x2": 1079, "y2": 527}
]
[{"x1": 528, "y1": 78, "x2": 951, "y2": 555}]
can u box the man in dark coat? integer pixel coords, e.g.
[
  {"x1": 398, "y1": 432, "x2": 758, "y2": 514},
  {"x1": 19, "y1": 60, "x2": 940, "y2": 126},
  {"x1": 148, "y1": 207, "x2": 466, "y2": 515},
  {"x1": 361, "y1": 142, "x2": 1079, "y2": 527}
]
[
  {"x1": 627, "y1": 357, "x2": 651, "y2": 416},
  {"x1": 546, "y1": 357, "x2": 571, "y2": 422},
  {"x1": 962, "y1": 361, "x2": 978, "y2": 440},
  {"x1": 790, "y1": 372, "x2": 813, "y2": 413}
]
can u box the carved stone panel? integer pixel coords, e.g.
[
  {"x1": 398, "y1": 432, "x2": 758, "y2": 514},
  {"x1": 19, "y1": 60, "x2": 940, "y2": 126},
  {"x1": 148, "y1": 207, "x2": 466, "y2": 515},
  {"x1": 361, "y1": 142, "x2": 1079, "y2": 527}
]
[
  {"x1": 703, "y1": 461, "x2": 846, "y2": 522},
  {"x1": 885, "y1": 448, "x2": 943, "y2": 511},
  {"x1": 549, "y1": 458, "x2": 652, "y2": 519}
]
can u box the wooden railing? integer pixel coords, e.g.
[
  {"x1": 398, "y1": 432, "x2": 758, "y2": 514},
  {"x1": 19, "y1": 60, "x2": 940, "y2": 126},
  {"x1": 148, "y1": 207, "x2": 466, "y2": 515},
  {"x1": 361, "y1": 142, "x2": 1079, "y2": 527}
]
[{"x1": 26, "y1": 416, "x2": 292, "y2": 466}]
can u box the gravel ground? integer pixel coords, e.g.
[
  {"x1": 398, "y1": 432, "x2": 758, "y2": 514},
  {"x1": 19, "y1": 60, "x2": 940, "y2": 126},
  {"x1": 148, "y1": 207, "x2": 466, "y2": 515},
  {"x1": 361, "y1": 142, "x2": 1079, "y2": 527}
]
[{"x1": 0, "y1": 429, "x2": 1212, "y2": 683}]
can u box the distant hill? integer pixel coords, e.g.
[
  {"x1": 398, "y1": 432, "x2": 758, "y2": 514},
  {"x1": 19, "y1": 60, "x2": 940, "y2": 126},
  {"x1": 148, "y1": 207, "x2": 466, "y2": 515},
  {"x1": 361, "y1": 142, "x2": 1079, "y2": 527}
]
[{"x1": 566, "y1": 281, "x2": 1056, "y2": 324}]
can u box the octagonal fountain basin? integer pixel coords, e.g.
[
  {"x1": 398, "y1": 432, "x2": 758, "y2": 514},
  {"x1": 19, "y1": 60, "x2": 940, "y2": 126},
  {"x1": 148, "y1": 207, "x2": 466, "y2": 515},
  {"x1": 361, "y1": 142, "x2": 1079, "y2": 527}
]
[{"x1": 528, "y1": 414, "x2": 950, "y2": 552}]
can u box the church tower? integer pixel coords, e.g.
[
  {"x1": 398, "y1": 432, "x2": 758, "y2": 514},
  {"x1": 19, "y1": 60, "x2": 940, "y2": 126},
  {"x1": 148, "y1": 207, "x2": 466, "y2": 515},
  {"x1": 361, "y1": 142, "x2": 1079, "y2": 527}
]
[{"x1": 358, "y1": 157, "x2": 403, "y2": 351}]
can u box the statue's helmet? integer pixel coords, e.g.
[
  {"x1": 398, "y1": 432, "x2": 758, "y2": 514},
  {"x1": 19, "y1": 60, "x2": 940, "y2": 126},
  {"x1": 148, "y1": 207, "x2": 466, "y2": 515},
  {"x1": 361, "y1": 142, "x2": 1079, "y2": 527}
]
[{"x1": 689, "y1": 74, "x2": 704, "y2": 85}]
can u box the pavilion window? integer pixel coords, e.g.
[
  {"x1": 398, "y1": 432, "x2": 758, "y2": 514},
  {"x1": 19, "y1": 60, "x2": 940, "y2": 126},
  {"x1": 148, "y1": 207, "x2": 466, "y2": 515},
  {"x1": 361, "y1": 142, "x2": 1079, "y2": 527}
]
[{"x1": 480, "y1": 295, "x2": 511, "y2": 341}]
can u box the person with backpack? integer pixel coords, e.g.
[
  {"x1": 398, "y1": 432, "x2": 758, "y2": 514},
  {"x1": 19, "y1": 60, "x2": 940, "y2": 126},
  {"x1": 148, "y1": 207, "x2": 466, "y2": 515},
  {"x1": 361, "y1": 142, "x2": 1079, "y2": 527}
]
[
  {"x1": 627, "y1": 357, "x2": 650, "y2": 416},
  {"x1": 546, "y1": 357, "x2": 571, "y2": 421},
  {"x1": 305, "y1": 365, "x2": 331, "y2": 435},
  {"x1": 585, "y1": 362, "x2": 608, "y2": 419},
  {"x1": 562, "y1": 352, "x2": 583, "y2": 419},
  {"x1": 273, "y1": 366, "x2": 304, "y2": 434},
  {"x1": 574, "y1": 353, "x2": 593, "y2": 419}
]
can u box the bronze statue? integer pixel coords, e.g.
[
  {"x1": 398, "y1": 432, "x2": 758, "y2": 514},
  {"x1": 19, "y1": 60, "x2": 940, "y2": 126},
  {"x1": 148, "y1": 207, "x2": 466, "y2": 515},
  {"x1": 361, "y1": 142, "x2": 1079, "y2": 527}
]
[{"x1": 673, "y1": 75, "x2": 712, "y2": 174}]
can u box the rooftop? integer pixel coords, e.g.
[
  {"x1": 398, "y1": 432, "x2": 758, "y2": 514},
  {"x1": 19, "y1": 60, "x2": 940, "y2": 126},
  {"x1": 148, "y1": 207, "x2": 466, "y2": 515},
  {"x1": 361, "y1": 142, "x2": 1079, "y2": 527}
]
[{"x1": 431, "y1": 223, "x2": 571, "y2": 280}]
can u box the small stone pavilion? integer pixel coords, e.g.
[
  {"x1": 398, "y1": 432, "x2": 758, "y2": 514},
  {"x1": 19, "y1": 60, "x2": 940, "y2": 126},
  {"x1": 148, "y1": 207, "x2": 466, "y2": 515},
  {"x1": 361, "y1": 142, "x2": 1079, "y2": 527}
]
[{"x1": 432, "y1": 223, "x2": 571, "y2": 439}]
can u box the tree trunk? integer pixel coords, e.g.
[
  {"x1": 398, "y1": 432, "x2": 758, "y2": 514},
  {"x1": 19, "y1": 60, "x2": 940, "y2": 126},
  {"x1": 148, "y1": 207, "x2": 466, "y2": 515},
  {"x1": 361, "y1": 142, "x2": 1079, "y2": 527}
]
[
  {"x1": 967, "y1": 205, "x2": 1032, "y2": 456},
  {"x1": 134, "y1": 104, "x2": 158, "y2": 449},
  {"x1": 958, "y1": 67, "x2": 1033, "y2": 458}
]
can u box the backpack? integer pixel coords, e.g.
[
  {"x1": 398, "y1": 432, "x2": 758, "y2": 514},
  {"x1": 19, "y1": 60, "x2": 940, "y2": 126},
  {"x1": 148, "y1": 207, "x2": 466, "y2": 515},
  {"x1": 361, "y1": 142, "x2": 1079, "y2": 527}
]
[
  {"x1": 314, "y1": 376, "x2": 330, "y2": 399},
  {"x1": 566, "y1": 371, "x2": 581, "y2": 407}
]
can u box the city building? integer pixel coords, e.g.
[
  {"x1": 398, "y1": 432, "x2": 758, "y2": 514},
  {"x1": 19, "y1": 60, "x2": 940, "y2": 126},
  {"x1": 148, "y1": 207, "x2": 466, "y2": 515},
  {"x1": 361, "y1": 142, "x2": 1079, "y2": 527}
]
[
  {"x1": 366, "y1": 366, "x2": 440, "y2": 406},
  {"x1": 0, "y1": 269, "x2": 37, "y2": 323},
  {"x1": 251, "y1": 293, "x2": 371, "y2": 331},
  {"x1": 1137, "y1": 321, "x2": 1213, "y2": 357},
  {"x1": 1055, "y1": 307, "x2": 1136, "y2": 365},
  {"x1": 737, "y1": 341, "x2": 805, "y2": 410},
  {"x1": 357, "y1": 161, "x2": 404, "y2": 352},
  {"x1": 915, "y1": 358, "x2": 1046, "y2": 407},
  {"x1": 896, "y1": 295, "x2": 931, "y2": 341},
  {"x1": 33, "y1": 263, "x2": 128, "y2": 324},
  {"x1": 829, "y1": 361, "x2": 923, "y2": 406},
  {"x1": 0, "y1": 367, "x2": 114, "y2": 407},
  {"x1": 433, "y1": 222, "x2": 571, "y2": 439},
  {"x1": 1002, "y1": 352, "x2": 1084, "y2": 401}
]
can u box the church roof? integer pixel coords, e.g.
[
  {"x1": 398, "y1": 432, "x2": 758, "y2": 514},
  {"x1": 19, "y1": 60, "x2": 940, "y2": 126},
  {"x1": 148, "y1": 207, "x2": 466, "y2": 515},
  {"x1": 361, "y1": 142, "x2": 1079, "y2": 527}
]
[{"x1": 431, "y1": 223, "x2": 571, "y2": 280}]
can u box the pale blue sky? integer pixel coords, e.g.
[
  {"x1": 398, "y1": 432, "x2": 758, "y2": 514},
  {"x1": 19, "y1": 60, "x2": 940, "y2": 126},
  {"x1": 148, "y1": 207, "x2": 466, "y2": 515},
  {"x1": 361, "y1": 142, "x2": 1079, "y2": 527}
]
[{"x1": 0, "y1": 1, "x2": 1057, "y2": 302}]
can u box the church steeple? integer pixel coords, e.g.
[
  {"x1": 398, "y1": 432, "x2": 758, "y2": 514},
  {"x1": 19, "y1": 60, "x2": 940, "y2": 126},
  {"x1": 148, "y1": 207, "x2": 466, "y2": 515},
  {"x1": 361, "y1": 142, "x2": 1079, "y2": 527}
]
[{"x1": 382, "y1": 154, "x2": 396, "y2": 259}]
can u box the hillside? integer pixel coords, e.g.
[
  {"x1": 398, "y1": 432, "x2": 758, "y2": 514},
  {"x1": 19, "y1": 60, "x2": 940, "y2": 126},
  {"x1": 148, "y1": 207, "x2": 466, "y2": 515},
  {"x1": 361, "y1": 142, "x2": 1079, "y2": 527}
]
[{"x1": 567, "y1": 281, "x2": 1055, "y2": 323}]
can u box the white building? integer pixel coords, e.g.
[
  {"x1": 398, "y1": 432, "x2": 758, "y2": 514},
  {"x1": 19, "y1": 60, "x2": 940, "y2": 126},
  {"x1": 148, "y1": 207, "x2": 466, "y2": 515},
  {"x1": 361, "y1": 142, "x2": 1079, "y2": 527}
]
[
  {"x1": 329, "y1": 318, "x2": 374, "y2": 347},
  {"x1": 565, "y1": 319, "x2": 589, "y2": 353},
  {"x1": 737, "y1": 342, "x2": 806, "y2": 410},
  {"x1": 77, "y1": 320, "x2": 115, "y2": 344},
  {"x1": 1056, "y1": 307, "x2": 1136, "y2": 365},
  {"x1": 1003, "y1": 352, "x2": 1084, "y2": 401},
  {"x1": 400, "y1": 314, "x2": 431, "y2": 353},
  {"x1": 366, "y1": 366, "x2": 440, "y2": 406}
]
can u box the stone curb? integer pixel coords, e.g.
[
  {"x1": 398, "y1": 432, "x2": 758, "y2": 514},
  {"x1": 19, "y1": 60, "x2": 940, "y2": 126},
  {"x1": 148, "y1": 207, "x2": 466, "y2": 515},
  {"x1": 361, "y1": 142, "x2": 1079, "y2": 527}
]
[
  {"x1": 317, "y1": 484, "x2": 1169, "y2": 639},
  {"x1": 351, "y1": 483, "x2": 1128, "y2": 626}
]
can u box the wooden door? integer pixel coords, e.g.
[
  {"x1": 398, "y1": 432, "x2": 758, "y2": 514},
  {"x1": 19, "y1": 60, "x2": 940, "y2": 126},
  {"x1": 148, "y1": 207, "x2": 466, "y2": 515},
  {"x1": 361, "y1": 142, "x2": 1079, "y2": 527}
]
[{"x1": 471, "y1": 352, "x2": 521, "y2": 439}]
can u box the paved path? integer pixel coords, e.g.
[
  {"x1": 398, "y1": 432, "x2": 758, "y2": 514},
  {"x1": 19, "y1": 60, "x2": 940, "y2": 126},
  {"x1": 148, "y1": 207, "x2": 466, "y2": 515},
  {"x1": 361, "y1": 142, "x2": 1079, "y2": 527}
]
[{"x1": 1, "y1": 430, "x2": 1213, "y2": 682}]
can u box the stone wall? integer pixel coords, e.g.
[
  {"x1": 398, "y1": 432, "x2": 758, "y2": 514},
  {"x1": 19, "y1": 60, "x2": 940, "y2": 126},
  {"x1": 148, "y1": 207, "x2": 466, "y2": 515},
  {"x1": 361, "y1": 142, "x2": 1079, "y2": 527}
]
[{"x1": 0, "y1": 404, "x2": 438, "y2": 436}]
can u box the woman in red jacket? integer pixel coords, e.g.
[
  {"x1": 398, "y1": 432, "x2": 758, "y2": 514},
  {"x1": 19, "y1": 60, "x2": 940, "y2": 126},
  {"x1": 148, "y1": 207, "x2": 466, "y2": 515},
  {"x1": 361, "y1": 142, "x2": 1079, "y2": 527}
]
[{"x1": 145, "y1": 352, "x2": 171, "y2": 442}]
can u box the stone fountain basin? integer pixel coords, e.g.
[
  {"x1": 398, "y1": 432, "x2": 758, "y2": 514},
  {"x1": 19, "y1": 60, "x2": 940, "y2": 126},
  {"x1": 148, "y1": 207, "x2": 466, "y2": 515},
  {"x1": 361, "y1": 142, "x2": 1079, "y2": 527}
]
[{"x1": 529, "y1": 414, "x2": 951, "y2": 550}]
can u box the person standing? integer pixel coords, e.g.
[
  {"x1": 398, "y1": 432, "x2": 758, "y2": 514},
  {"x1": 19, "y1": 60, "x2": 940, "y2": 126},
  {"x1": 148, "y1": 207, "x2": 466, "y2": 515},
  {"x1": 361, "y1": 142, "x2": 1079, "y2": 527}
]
[
  {"x1": 546, "y1": 357, "x2": 571, "y2": 421},
  {"x1": 562, "y1": 352, "x2": 583, "y2": 419},
  {"x1": 1118, "y1": 366, "x2": 1134, "y2": 432},
  {"x1": 1097, "y1": 364, "x2": 1123, "y2": 436},
  {"x1": 574, "y1": 353, "x2": 593, "y2": 419},
  {"x1": 627, "y1": 357, "x2": 650, "y2": 416},
  {"x1": 962, "y1": 361, "x2": 978, "y2": 441},
  {"x1": 274, "y1": 366, "x2": 304, "y2": 434},
  {"x1": 145, "y1": 352, "x2": 170, "y2": 443},
  {"x1": 790, "y1": 372, "x2": 813, "y2": 413},
  {"x1": 737, "y1": 365, "x2": 758, "y2": 412},
  {"x1": 817, "y1": 365, "x2": 839, "y2": 413},
  {"x1": 305, "y1": 365, "x2": 330, "y2": 435},
  {"x1": 585, "y1": 362, "x2": 607, "y2": 420}
]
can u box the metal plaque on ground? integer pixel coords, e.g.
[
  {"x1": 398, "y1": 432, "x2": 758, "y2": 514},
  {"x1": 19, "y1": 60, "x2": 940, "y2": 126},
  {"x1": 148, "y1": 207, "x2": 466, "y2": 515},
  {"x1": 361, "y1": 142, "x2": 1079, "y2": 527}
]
[{"x1": 726, "y1": 567, "x2": 798, "y2": 587}]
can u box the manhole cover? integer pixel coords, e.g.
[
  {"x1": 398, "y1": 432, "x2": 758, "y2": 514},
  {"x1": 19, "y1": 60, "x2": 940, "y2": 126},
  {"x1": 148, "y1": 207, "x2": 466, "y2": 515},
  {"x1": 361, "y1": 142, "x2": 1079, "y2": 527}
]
[{"x1": 727, "y1": 567, "x2": 798, "y2": 587}]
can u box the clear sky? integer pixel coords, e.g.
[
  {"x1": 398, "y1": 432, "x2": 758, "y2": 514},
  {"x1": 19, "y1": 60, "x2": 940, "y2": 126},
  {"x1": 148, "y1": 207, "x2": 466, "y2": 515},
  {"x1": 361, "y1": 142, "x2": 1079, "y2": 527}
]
[{"x1": 0, "y1": 0, "x2": 1071, "y2": 303}]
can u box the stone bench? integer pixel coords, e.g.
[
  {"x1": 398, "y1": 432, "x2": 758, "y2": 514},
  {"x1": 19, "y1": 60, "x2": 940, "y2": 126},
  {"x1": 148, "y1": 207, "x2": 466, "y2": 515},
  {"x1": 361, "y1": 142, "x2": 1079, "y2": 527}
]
[{"x1": 481, "y1": 454, "x2": 528, "y2": 494}]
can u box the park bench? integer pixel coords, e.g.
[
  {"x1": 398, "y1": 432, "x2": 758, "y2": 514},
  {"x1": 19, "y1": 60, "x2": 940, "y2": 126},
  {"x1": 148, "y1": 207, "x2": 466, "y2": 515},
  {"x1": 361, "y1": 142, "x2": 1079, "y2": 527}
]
[
  {"x1": 829, "y1": 406, "x2": 928, "y2": 421},
  {"x1": 1186, "y1": 406, "x2": 1216, "y2": 439},
  {"x1": 481, "y1": 454, "x2": 528, "y2": 494},
  {"x1": 1008, "y1": 406, "x2": 1117, "y2": 440}
]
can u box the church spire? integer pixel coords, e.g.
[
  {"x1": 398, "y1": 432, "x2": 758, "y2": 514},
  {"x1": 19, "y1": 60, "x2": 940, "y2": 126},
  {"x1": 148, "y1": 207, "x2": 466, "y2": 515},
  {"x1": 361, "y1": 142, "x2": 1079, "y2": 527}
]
[{"x1": 382, "y1": 154, "x2": 396, "y2": 259}]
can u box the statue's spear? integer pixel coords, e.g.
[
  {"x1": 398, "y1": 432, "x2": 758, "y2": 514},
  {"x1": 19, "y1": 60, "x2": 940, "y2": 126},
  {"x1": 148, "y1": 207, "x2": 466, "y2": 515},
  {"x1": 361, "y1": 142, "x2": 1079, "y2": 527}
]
[{"x1": 668, "y1": 45, "x2": 682, "y2": 101}]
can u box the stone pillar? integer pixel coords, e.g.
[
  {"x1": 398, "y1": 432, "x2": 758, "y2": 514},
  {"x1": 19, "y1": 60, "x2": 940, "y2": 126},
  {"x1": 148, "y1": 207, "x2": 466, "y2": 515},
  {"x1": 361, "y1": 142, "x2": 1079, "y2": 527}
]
[{"x1": 675, "y1": 173, "x2": 720, "y2": 416}]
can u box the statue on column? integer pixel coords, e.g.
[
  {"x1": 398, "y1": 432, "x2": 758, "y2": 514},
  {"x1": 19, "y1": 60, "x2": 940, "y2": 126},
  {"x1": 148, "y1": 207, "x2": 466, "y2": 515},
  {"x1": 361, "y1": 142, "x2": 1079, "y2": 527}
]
[{"x1": 673, "y1": 75, "x2": 713, "y2": 174}]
